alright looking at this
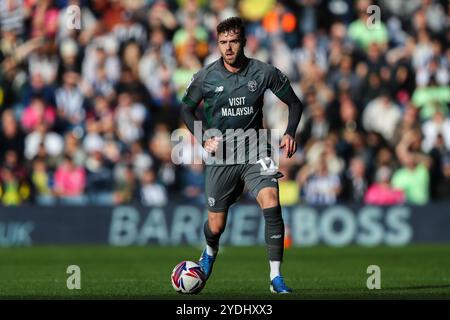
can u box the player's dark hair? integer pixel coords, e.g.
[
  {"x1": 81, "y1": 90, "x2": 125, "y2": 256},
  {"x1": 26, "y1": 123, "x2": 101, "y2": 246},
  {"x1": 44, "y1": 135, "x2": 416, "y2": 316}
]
[{"x1": 216, "y1": 17, "x2": 246, "y2": 41}]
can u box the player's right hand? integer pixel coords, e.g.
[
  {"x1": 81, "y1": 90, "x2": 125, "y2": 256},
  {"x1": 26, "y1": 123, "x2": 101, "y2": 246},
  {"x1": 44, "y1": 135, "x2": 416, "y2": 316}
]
[
  {"x1": 280, "y1": 134, "x2": 297, "y2": 158},
  {"x1": 203, "y1": 136, "x2": 222, "y2": 154}
]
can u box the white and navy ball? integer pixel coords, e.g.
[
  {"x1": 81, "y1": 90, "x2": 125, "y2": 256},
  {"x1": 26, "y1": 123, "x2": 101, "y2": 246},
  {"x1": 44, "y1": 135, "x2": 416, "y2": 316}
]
[{"x1": 171, "y1": 261, "x2": 206, "y2": 294}]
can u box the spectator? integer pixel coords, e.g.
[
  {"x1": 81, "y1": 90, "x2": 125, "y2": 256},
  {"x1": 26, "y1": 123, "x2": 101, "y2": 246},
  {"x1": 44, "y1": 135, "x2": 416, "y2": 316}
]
[
  {"x1": 294, "y1": 33, "x2": 328, "y2": 76},
  {"x1": 86, "y1": 65, "x2": 116, "y2": 101},
  {"x1": 0, "y1": 0, "x2": 25, "y2": 37},
  {"x1": 54, "y1": 155, "x2": 87, "y2": 204},
  {"x1": 96, "y1": 0, "x2": 125, "y2": 33},
  {"x1": 21, "y1": 95, "x2": 56, "y2": 132},
  {"x1": 0, "y1": 110, "x2": 25, "y2": 163},
  {"x1": 359, "y1": 70, "x2": 386, "y2": 107},
  {"x1": 0, "y1": 53, "x2": 29, "y2": 111},
  {"x1": 114, "y1": 163, "x2": 138, "y2": 205},
  {"x1": 172, "y1": 130, "x2": 205, "y2": 166},
  {"x1": 298, "y1": 154, "x2": 341, "y2": 205},
  {"x1": 29, "y1": 0, "x2": 59, "y2": 39},
  {"x1": 112, "y1": 11, "x2": 148, "y2": 50},
  {"x1": 299, "y1": 103, "x2": 330, "y2": 146},
  {"x1": 261, "y1": 2, "x2": 299, "y2": 48},
  {"x1": 428, "y1": 132, "x2": 449, "y2": 199},
  {"x1": 115, "y1": 92, "x2": 146, "y2": 144},
  {"x1": 391, "y1": 152, "x2": 430, "y2": 205},
  {"x1": 130, "y1": 141, "x2": 153, "y2": 178},
  {"x1": 24, "y1": 123, "x2": 64, "y2": 161},
  {"x1": 82, "y1": 37, "x2": 120, "y2": 87},
  {"x1": 55, "y1": 71, "x2": 86, "y2": 129},
  {"x1": 362, "y1": 92, "x2": 402, "y2": 143},
  {"x1": 57, "y1": 0, "x2": 98, "y2": 44},
  {"x1": 115, "y1": 66, "x2": 153, "y2": 106},
  {"x1": 341, "y1": 157, "x2": 368, "y2": 203},
  {"x1": 140, "y1": 168, "x2": 168, "y2": 206},
  {"x1": 147, "y1": 0, "x2": 178, "y2": 34},
  {"x1": 326, "y1": 22, "x2": 348, "y2": 71},
  {"x1": 85, "y1": 150, "x2": 114, "y2": 205},
  {"x1": 173, "y1": 11, "x2": 209, "y2": 63},
  {"x1": 330, "y1": 92, "x2": 365, "y2": 162},
  {"x1": 3, "y1": 149, "x2": 27, "y2": 182},
  {"x1": 411, "y1": 77, "x2": 450, "y2": 121},
  {"x1": 138, "y1": 29, "x2": 176, "y2": 107},
  {"x1": 82, "y1": 118, "x2": 105, "y2": 154},
  {"x1": 0, "y1": 167, "x2": 31, "y2": 206},
  {"x1": 22, "y1": 72, "x2": 56, "y2": 107},
  {"x1": 348, "y1": 0, "x2": 388, "y2": 51},
  {"x1": 422, "y1": 111, "x2": 450, "y2": 153},
  {"x1": 392, "y1": 132, "x2": 431, "y2": 205},
  {"x1": 327, "y1": 55, "x2": 362, "y2": 99},
  {"x1": 181, "y1": 161, "x2": 204, "y2": 205},
  {"x1": 421, "y1": 0, "x2": 448, "y2": 34},
  {"x1": 148, "y1": 125, "x2": 181, "y2": 193},
  {"x1": 305, "y1": 135, "x2": 345, "y2": 176},
  {"x1": 244, "y1": 33, "x2": 269, "y2": 63},
  {"x1": 392, "y1": 104, "x2": 420, "y2": 147},
  {"x1": 30, "y1": 158, "x2": 55, "y2": 205},
  {"x1": 435, "y1": 152, "x2": 450, "y2": 198},
  {"x1": 121, "y1": 41, "x2": 144, "y2": 80},
  {"x1": 374, "y1": 146, "x2": 397, "y2": 174},
  {"x1": 173, "y1": 36, "x2": 202, "y2": 101},
  {"x1": 389, "y1": 63, "x2": 416, "y2": 106},
  {"x1": 89, "y1": 95, "x2": 116, "y2": 143},
  {"x1": 63, "y1": 131, "x2": 86, "y2": 168},
  {"x1": 364, "y1": 166, "x2": 405, "y2": 205},
  {"x1": 28, "y1": 39, "x2": 58, "y2": 85},
  {"x1": 56, "y1": 38, "x2": 81, "y2": 83},
  {"x1": 416, "y1": 50, "x2": 448, "y2": 88}
]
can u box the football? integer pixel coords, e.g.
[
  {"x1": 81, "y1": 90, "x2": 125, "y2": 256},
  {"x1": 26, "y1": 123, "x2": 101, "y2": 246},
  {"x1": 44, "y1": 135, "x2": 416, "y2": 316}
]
[{"x1": 171, "y1": 261, "x2": 206, "y2": 294}]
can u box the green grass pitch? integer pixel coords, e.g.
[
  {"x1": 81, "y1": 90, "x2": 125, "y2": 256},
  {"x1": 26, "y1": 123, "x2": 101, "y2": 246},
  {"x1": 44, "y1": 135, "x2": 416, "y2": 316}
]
[{"x1": 0, "y1": 245, "x2": 449, "y2": 299}]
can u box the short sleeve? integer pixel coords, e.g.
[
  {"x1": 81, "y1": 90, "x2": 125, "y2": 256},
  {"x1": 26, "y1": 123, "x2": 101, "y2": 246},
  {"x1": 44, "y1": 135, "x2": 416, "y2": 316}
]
[
  {"x1": 268, "y1": 66, "x2": 290, "y2": 98},
  {"x1": 182, "y1": 71, "x2": 204, "y2": 108}
]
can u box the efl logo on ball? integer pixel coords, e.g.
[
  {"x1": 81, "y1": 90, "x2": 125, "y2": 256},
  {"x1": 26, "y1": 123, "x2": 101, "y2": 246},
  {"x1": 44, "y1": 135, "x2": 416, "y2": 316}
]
[{"x1": 171, "y1": 261, "x2": 206, "y2": 294}]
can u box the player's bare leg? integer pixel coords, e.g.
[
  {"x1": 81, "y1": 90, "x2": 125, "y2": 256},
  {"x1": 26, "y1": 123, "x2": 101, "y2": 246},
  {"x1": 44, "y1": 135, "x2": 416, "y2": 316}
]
[
  {"x1": 199, "y1": 210, "x2": 227, "y2": 279},
  {"x1": 256, "y1": 187, "x2": 292, "y2": 293}
]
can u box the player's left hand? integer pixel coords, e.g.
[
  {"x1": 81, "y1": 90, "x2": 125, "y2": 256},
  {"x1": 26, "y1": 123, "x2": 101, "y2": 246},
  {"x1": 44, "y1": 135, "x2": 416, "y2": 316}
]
[{"x1": 280, "y1": 134, "x2": 297, "y2": 158}]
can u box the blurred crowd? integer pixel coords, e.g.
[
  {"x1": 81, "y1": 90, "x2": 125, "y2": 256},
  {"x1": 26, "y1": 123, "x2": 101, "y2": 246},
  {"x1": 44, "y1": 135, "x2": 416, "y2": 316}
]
[{"x1": 0, "y1": 0, "x2": 449, "y2": 207}]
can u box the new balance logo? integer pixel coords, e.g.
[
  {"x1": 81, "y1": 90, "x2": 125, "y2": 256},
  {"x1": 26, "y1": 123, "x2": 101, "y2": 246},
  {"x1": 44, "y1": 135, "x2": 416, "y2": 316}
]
[
  {"x1": 215, "y1": 86, "x2": 224, "y2": 93},
  {"x1": 270, "y1": 234, "x2": 282, "y2": 239}
]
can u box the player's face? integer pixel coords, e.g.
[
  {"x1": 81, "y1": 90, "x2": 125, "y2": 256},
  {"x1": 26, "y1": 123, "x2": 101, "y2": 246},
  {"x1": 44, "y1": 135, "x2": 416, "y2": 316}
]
[{"x1": 218, "y1": 30, "x2": 244, "y2": 66}]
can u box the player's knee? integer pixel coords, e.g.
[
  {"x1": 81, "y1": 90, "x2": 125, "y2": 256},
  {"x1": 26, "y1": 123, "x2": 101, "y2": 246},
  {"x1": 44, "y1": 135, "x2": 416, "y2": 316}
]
[
  {"x1": 258, "y1": 189, "x2": 279, "y2": 209},
  {"x1": 264, "y1": 197, "x2": 279, "y2": 209},
  {"x1": 208, "y1": 215, "x2": 226, "y2": 235},
  {"x1": 209, "y1": 222, "x2": 225, "y2": 235}
]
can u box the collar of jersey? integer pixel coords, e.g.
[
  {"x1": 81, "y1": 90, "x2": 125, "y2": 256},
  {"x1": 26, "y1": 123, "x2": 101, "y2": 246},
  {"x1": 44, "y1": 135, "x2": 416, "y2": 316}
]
[{"x1": 218, "y1": 57, "x2": 251, "y2": 78}]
